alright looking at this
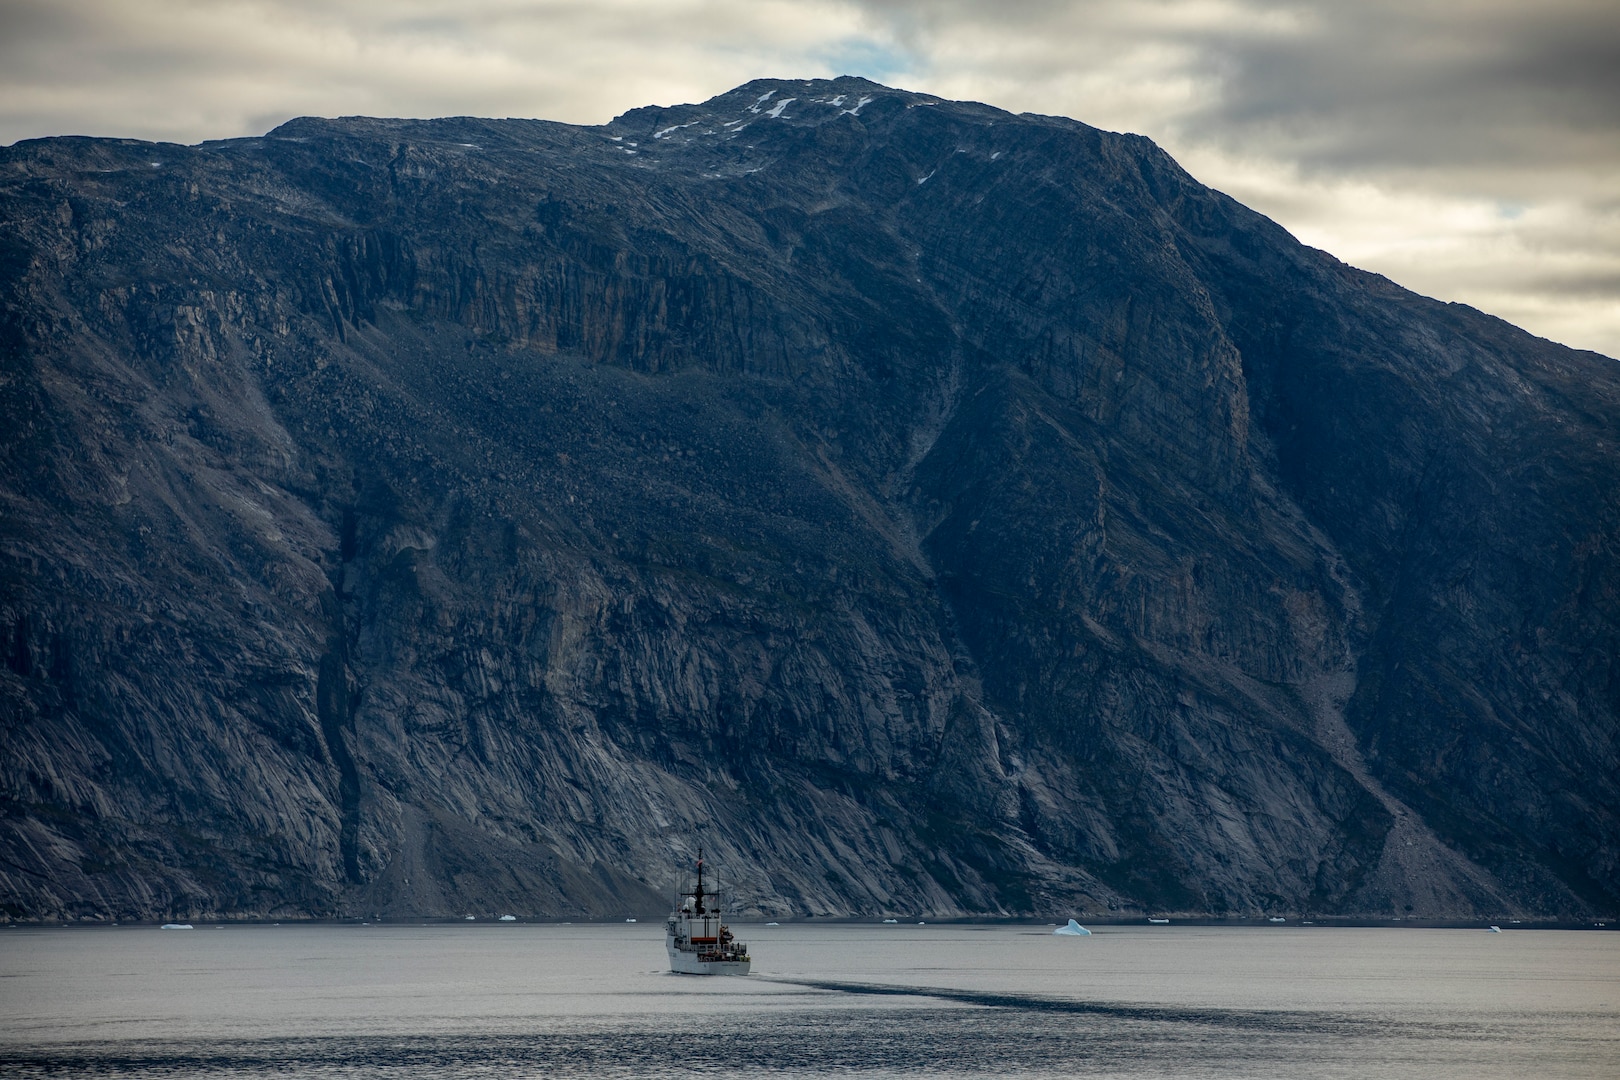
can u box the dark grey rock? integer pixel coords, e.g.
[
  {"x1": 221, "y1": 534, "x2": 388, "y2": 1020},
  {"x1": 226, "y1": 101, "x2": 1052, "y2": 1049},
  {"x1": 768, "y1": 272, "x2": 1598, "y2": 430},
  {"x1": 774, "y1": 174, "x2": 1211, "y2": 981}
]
[{"x1": 1, "y1": 77, "x2": 1615, "y2": 922}]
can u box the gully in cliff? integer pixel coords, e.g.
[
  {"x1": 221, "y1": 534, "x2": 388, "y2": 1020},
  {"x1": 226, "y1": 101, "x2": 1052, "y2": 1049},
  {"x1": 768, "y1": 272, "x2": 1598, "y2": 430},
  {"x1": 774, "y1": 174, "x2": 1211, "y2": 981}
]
[{"x1": 666, "y1": 851, "x2": 751, "y2": 975}]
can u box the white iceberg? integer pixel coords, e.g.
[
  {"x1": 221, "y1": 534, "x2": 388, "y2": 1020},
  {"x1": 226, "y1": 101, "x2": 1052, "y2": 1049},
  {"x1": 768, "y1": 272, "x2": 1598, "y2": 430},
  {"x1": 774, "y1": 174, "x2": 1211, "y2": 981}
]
[
  {"x1": 499, "y1": 914, "x2": 517, "y2": 921},
  {"x1": 1054, "y1": 919, "x2": 1091, "y2": 936},
  {"x1": 160, "y1": 923, "x2": 193, "y2": 930}
]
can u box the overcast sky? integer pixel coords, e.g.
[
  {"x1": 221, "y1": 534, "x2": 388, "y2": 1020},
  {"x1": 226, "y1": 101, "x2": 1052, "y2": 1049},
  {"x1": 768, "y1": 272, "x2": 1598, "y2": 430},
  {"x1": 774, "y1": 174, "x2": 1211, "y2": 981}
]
[{"x1": 4, "y1": 0, "x2": 1616, "y2": 357}]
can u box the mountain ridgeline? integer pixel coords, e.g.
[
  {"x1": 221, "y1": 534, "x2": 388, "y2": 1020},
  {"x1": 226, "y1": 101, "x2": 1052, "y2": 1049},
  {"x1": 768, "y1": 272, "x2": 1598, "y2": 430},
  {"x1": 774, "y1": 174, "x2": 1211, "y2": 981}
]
[{"x1": 2, "y1": 78, "x2": 1616, "y2": 922}]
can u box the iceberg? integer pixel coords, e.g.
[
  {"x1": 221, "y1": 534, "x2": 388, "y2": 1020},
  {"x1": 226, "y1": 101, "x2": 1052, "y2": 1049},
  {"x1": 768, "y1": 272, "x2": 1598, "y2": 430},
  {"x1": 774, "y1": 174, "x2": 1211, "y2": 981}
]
[
  {"x1": 499, "y1": 915, "x2": 517, "y2": 922},
  {"x1": 1054, "y1": 919, "x2": 1091, "y2": 936},
  {"x1": 160, "y1": 923, "x2": 193, "y2": 930}
]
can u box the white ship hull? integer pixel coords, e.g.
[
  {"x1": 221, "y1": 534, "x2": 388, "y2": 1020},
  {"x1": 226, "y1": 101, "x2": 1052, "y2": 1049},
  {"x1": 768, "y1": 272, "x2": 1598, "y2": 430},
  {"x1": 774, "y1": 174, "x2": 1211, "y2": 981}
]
[
  {"x1": 665, "y1": 850, "x2": 751, "y2": 975},
  {"x1": 666, "y1": 935, "x2": 751, "y2": 975}
]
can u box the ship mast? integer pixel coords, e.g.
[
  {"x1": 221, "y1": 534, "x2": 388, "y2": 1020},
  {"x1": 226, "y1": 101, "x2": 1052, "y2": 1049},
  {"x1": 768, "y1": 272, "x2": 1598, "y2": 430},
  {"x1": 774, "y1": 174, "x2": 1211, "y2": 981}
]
[{"x1": 693, "y1": 848, "x2": 707, "y2": 915}]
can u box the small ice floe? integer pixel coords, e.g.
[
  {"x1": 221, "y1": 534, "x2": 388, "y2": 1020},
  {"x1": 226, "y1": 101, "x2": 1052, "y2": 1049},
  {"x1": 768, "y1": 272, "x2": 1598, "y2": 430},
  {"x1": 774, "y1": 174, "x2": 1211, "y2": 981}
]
[
  {"x1": 766, "y1": 922, "x2": 780, "y2": 926},
  {"x1": 499, "y1": 915, "x2": 517, "y2": 922},
  {"x1": 917, "y1": 921, "x2": 926, "y2": 926},
  {"x1": 1054, "y1": 919, "x2": 1091, "y2": 936},
  {"x1": 1148, "y1": 918, "x2": 1169, "y2": 924},
  {"x1": 161, "y1": 923, "x2": 193, "y2": 930},
  {"x1": 882, "y1": 918, "x2": 898, "y2": 923},
  {"x1": 1488, "y1": 925, "x2": 1503, "y2": 932},
  {"x1": 465, "y1": 915, "x2": 475, "y2": 921},
  {"x1": 626, "y1": 918, "x2": 637, "y2": 923},
  {"x1": 1269, "y1": 917, "x2": 1286, "y2": 923}
]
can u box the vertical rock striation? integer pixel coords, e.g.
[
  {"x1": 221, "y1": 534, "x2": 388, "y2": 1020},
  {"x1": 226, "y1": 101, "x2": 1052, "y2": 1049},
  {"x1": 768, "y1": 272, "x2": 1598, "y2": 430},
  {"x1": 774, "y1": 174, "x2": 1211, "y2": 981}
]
[{"x1": 1, "y1": 78, "x2": 1615, "y2": 921}]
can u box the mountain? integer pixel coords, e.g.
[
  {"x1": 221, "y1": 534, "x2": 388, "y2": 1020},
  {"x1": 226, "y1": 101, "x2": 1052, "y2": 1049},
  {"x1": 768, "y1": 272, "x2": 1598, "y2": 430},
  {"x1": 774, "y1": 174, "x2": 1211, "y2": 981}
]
[{"x1": 2, "y1": 77, "x2": 1616, "y2": 923}]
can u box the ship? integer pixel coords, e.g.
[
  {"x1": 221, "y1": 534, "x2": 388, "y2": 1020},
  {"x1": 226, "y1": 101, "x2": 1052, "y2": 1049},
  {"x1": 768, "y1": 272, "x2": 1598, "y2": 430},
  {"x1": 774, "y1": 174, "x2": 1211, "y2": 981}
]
[{"x1": 666, "y1": 850, "x2": 751, "y2": 975}]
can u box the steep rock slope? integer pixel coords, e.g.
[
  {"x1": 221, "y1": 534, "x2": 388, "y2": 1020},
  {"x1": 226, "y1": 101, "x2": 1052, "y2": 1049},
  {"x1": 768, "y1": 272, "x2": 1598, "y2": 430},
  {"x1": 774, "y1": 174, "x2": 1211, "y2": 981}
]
[{"x1": 2, "y1": 78, "x2": 1615, "y2": 920}]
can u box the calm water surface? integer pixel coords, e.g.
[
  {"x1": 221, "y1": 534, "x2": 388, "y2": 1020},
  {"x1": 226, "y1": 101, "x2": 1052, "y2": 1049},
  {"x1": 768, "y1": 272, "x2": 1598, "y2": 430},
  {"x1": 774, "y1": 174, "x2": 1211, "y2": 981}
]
[{"x1": 2, "y1": 922, "x2": 1616, "y2": 1077}]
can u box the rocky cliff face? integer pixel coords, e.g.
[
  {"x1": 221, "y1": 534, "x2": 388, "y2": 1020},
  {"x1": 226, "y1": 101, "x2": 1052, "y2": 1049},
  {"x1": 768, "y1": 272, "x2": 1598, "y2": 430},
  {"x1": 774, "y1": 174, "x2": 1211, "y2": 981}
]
[{"x1": 2, "y1": 78, "x2": 1615, "y2": 921}]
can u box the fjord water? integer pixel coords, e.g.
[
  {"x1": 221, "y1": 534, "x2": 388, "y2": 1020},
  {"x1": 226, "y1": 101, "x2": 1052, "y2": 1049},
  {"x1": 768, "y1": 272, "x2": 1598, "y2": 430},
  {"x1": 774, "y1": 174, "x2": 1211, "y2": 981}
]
[{"x1": 2, "y1": 923, "x2": 1615, "y2": 1078}]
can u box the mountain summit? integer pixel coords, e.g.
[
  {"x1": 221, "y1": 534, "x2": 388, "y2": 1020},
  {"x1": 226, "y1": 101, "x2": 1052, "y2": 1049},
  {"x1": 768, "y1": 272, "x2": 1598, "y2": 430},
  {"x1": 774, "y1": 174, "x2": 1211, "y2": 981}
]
[{"x1": 3, "y1": 78, "x2": 1616, "y2": 921}]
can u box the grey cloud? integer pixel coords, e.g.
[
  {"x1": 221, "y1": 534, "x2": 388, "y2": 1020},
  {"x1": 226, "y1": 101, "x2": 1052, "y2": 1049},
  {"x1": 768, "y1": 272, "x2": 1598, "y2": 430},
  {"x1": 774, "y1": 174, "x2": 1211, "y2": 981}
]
[
  {"x1": 1184, "y1": 3, "x2": 1620, "y2": 186},
  {"x1": 1520, "y1": 272, "x2": 1620, "y2": 301},
  {"x1": 853, "y1": 0, "x2": 1620, "y2": 192},
  {"x1": 0, "y1": 0, "x2": 864, "y2": 143}
]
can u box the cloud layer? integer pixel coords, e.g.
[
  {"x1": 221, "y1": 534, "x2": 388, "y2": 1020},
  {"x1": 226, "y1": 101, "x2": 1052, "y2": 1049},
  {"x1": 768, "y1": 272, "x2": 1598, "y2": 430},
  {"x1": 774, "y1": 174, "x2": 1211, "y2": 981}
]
[{"x1": 3, "y1": 0, "x2": 1615, "y2": 356}]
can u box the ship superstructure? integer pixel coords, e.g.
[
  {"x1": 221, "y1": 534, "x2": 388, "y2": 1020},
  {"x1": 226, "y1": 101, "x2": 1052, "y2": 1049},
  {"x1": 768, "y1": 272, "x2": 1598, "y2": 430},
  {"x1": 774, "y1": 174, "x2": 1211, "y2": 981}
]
[{"x1": 665, "y1": 850, "x2": 751, "y2": 975}]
